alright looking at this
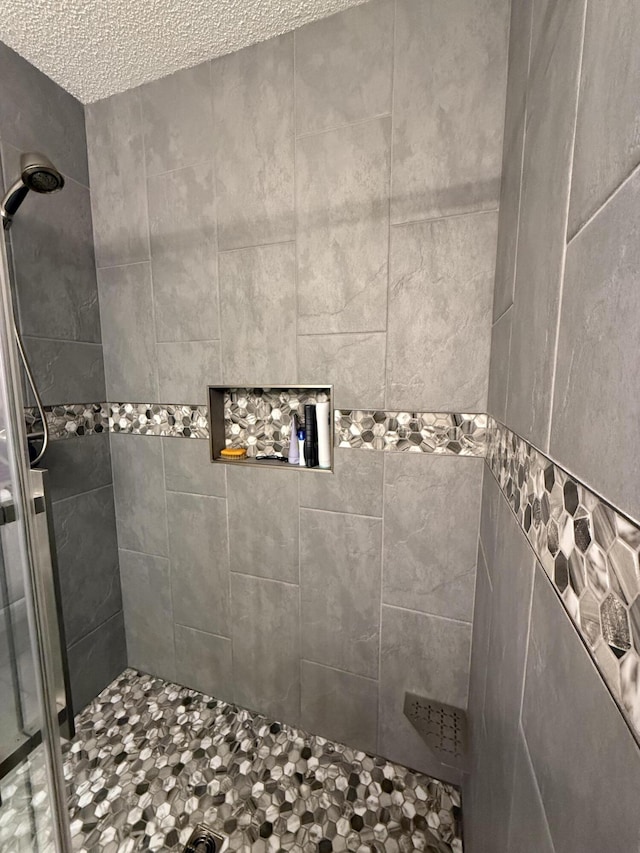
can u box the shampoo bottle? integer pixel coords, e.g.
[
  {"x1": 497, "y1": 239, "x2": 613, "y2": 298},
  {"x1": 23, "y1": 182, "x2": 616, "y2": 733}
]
[
  {"x1": 316, "y1": 401, "x2": 331, "y2": 469},
  {"x1": 288, "y1": 414, "x2": 299, "y2": 464}
]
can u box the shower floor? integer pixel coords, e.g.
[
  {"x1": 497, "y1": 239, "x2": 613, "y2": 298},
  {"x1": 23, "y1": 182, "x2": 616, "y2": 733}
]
[{"x1": 1, "y1": 669, "x2": 463, "y2": 852}]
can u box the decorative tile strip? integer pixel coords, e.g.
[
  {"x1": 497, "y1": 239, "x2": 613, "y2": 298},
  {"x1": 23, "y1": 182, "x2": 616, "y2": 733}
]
[
  {"x1": 25, "y1": 403, "x2": 109, "y2": 439},
  {"x1": 24, "y1": 400, "x2": 489, "y2": 459},
  {"x1": 487, "y1": 418, "x2": 640, "y2": 742},
  {"x1": 109, "y1": 403, "x2": 209, "y2": 438},
  {"x1": 225, "y1": 387, "x2": 329, "y2": 457},
  {"x1": 335, "y1": 410, "x2": 488, "y2": 456}
]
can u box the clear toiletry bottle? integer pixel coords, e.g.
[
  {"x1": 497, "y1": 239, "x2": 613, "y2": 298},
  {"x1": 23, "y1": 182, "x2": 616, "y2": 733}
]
[
  {"x1": 298, "y1": 428, "x2": 306, "y2": 466},
  {"x1": 288, "y1": 414, "x2": 299, "y2": 464}
]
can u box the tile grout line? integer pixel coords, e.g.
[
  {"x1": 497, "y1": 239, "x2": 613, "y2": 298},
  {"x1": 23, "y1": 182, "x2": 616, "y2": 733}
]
[
  {"x1": 295, "y1": 112, "x2": 392, "y2": 141},
  {"x1": 545, "y1": 0, "x2": 588, "y2": 454},
  {"x1": 391, "y1": 206, "x2": 500, "y2": 231},
  {"x1": 382, "y1": 601, "x2": 473, "y2": 627},
  {"x1": 301, "y1": 657, "x2": 379, "y2": 684}
]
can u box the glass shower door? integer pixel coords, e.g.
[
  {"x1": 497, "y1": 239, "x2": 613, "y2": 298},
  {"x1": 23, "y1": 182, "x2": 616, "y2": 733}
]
[{"x1": 0, "y1": 233, "x2": 71, "y2": 851}]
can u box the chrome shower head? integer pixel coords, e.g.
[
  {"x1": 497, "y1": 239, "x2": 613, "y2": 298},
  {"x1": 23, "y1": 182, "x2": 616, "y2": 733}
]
[{"x1": 1, "y1": 151, "x2": 64, "y2": 230}]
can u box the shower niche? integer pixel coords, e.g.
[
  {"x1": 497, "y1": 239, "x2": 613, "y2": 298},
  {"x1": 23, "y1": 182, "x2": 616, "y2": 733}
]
[{"x1": 207, "y1": 385, "x2": 333, "y2": 472}]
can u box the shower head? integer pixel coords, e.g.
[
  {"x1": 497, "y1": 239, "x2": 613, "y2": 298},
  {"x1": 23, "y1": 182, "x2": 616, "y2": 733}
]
[{"x1": 1, "y1": 152, "x2": 65, "y2": 230}]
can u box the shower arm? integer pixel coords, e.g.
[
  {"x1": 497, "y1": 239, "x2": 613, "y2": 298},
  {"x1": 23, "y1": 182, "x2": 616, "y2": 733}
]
[{"x1": 14, "y1": 325, "x2": 48, "y2": 465}]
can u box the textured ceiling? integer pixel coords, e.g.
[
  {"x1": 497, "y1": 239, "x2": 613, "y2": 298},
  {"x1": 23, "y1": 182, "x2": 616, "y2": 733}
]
[{"x1": 0, "y1": 0, "x2": 369, "y2": 103}]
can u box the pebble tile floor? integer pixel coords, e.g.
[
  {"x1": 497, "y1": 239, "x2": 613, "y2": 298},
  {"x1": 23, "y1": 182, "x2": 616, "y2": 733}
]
[{"x1": 0, "y1": 669, "x2": 463, "y2": 852}]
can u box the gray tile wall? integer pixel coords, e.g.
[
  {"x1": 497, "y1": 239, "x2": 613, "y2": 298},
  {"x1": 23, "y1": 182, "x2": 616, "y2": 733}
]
[
  {"x1": 488, "y1": 0, "x2": 640, "y2": 522},
  {"x1": 0, "y1": 41, "x2": 125, "y2": 713},
  {"x1": 470, "y1": 0, "x2": 640, "y2": 845},
  {"x1": 85, "y1": 0, "x2": 508, "y2": 767},
  {"x1": 465, "y1": 471, "x2": 640, "y2": 852}
]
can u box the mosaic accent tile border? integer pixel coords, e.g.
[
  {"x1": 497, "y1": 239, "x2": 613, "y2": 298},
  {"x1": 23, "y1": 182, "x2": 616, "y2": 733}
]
[
  {"x1": 0, "y1": 669, "x2": 463, "y2": 853},
  {"x1": 225, "y1": 388, "x2": 329, "y2": 457},
  {"x1": 109, "y1": 403, "x2": 209, "y2": 438},
  {"x1": 25, "y1": 403, "x2": 209, "y2": 441},
  {"x1": 25, "y1": 403, "x2": 108, "y2": 439},
  {"x1": 335, "y1": 411, "x2": 487, "y2": 456},
  {"x1": 24, "y1": 400, "x2": 489, "y2": 457},
  {"x1": 487, "y1": 418, "x2": 640, "y2": 743}
]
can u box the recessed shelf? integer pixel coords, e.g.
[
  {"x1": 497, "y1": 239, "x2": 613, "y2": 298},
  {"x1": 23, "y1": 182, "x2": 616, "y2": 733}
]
[
  {"x1": 207, "y1": 385, "x2": 334, "y2": 472},
  {"x1": 211, "y1": 457, "x2": 333, "y2": 472}
]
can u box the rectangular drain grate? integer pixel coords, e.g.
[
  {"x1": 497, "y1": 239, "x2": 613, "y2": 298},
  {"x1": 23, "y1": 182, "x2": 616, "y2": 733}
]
[
  {"x1": 183, "y1": 824, "x2": 226, "y2": 853},
  {"x1": 404, "y1": 692, "x2": 468, "y2": 772}
]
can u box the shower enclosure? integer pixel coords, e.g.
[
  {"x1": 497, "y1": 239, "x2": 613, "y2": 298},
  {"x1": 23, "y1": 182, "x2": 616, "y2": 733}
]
[{"x1": 0, "y1": 170, "x2": 71, "y2": 849}]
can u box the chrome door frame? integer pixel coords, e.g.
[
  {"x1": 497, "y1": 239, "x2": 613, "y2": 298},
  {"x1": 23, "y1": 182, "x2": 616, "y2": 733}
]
[{"x1": 0, "y1": 231, "x2": 72, "y2": 851}]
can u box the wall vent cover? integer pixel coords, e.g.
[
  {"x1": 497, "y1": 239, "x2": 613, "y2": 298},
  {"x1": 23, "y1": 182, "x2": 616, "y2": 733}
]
[
  {"x1": 403, "y1": 692, "x2": 468, "y2": 771},
  {"x1": 182, "y1": 824, "x2": 226, "y2": 853}
]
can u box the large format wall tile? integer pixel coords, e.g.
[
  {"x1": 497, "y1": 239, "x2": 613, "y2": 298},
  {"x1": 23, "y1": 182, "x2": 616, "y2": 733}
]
[
  {"x1": 219, "y1": 243, "x2": 296, "y2": 384},
  {"x1": 5, "y1": 152, "x2": 100, "y2": 343},
  {"x1": 478, "y1": 469, "x2": 502, "y2": 587},
  {"x1": 174, "y1": 624, "x2": 233, "y2": 701},
  {"x1": 110, "y1": 433, "x2": 168, "y2": 557},
  {"x1": 379, "y1": 605, "x2": 471, "y2": 777},
  {"x1": 297, "y1": 332, "x2": 386, "y2": 408},
  {"x1": 162, "y1": 438, "x2": 226, "y2": 497},
  {"x1": 466, "y1": 545, "x2": 492, "y2": 751},
  {"x1": 491, "y1": 0, "x2": 533, "y2": 321},
  {"x1": 300, "y1": 508, "x2": 381, "y2": 679},
  {"x1": 300, "y1": 447, "x2": 383, "y2": 518},
  {"x1": 568, "y1": 0, "x2": 640, "y2": 235},
  {"x1": 523, "y1": 571, "x2": 640, "y2": 853},
  {"x1": 492, "y1": 115, "x2": 525, "y2": 323},
  {"x1": 486, "y1": 305, "x2": 512, "y2": 423},
  {"x1": 226, "y1": 464, "x2": 298, "y2": 584},
  {"x1": 391, "y1": 0, "x2": 508, "y2": 224},
  {"x1": 505, "y1": 733, "x2": 555, "y2": 853},
  {"x1": 147, "y1": 162, "x2": 219, "y2": 342},
  {"x1": 231, "y1": 573, "x2": 300, "y2": 724},
  {"x1": 157, "y1": 340, "x2": 221, "y2": 404},
  {"x1": 296, "y1": 117, "x2": 390, "y2": 335},
  {"x1": 44, "y1": 435, "x2": 113, "y2": 502},
  {"x1": 294, "y1": 0, "x2": 393, "y2": 135},
  {"x1": 140, "y1": 62, "x2": 213, "y2": 176},
  {"x1": 52, "y1": 486, "x2": 121, "y2": 646},
  {"x1": 383, "y1": 454, "x2": 482, "y2": 622},
  {"x1": 98, "y1": 263, "x2": 158, "y2": 401},
  {"x1": 167, "y1": 491, "x2": 229, "y2": 638},
  {"x1": 479, "y1": 495, "x2": 536, "y2": 853},
  {"x1": 85, "y1": 89, "x2": 149, "y2": 267},
  {"x1": 212, "y1": 35, "x2": 294, "y2": 250},
  {"x1": 0, "y1": 42, "x2": 89, "y2": 187},
  {"x1": 300, "y1": 660, "x2": 378, "y2": 754},
  {"x1": 505, "y1": 0, "x2": 586, "y2": 450},
  {"x1": 119, "y1": 549, "x2": 175, "y2": 682},
  {"x1": 386, "y1": 212, "x2": 497, "y2": 411},
  {"x1": 551, "y1": 168, "x2": 640, "y2": 522},
  {"x1": 67, "y1": 611, "x2": 127, "y2": 713},
  {"x1": 21, "y1": 338, "x2": 105, "y2": 406}
]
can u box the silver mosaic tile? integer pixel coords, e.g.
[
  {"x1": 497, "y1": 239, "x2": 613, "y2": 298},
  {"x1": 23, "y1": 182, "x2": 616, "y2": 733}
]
[
  {"x1": 24, "y1": 396, "x2": 489, "y2": 460},
  {"x1": 335, "y1": 411, "x2": 487, "y2": 456},
  {"x1": 25, "y1": 403, "x2": 109, "y2": 440},
  {"x1": 0, "y1": 749, "x2": 55, "y2": 853},
  {"x1": 224, "y1": 388, "x2": 329, "y2": 458},
  {"x1": 487, "y1": 418, "x2": 640, "y2": 742},
  {"x1": 0, "y1": 670, "x2": 463, "y2": 853},
  {"x1": 109, "y1": 403, "x2": 209, "y2": 438}
]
